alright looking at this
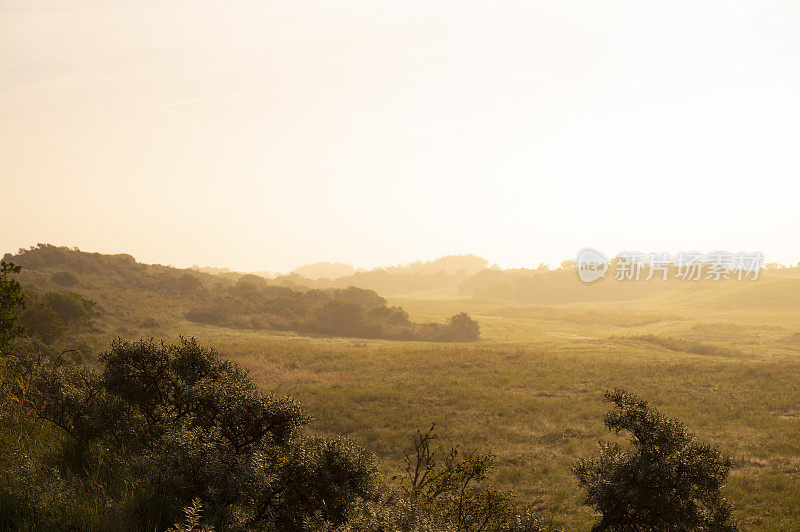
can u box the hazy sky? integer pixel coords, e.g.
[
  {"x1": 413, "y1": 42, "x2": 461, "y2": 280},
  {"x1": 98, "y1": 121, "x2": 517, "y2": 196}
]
[{"x1": 2, "y1": 0, "x2": 800, "y2": 272}]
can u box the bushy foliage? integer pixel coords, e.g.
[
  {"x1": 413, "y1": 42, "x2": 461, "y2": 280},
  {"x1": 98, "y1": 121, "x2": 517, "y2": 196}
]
[
  {"x1": 445, "y1": 313, "x2": 481, "y2": 342},
  {"x1": 16, "y1": 290, "x2": 98, "y2": 359},
  {"x1": 574, "y1": 389, "x2": 736, "y2": 531},
  {"x1": 2, "y1": 338, "x2": 382, "y2": 530},
  {"x1": 6, "y1": 244, "x2": 209, "y2": 297},
  {"x1": 0, "y1": 261, "x2": 26, "y2": 357},
  {"x1": 39, "y1": 291, "x2": 96, "y2": 325},
  {"x1": 186, "y1": 283, "x2": 481, "y2": 342}
]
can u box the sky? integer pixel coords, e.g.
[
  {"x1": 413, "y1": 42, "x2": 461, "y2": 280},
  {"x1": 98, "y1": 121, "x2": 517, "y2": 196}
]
[{"x1": 2, "y1": 0, "x2": 800, "y2": 272}]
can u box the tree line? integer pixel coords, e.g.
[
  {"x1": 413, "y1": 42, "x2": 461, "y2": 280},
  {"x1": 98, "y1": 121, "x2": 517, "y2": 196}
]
[{"x1": 185, "y1": 275, "x2": 480, "y2": 342}]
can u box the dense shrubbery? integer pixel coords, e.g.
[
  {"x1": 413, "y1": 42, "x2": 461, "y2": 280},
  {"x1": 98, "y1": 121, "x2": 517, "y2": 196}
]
[
  {"x1": 186, "y1": 279, "x2": 481, "y2": 342},
  {"x1": 574, "y1": 390, "x2": 735, "y2": 531},
  {"x1": 1, "y1": 337, "x2": 381, "y2": 530},
  {"x1": 6, "y1": 244, "x2": 210, "y2": 298},
  {"x1": 0, "y1": 261, "x2": 25, "y2": 358},
  {"x1": 21, "y1": 291, "x2": 96, "y2": 334},
  {"x1": 12, "y1": 289, "x2": 99, "y2": 363}
]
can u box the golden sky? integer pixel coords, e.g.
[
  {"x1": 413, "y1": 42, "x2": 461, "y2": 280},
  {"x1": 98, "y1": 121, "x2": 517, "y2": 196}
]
[{"x1": 2, "y1": 0, "x2": 799, "y2": 271}]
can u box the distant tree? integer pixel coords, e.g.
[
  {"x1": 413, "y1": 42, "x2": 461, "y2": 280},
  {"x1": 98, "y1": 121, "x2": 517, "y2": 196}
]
[
  {"x1": 51, "y1": 270, "x2": 79, "y2": 287},
  {"x1": 182, "y1": 278, "x2": 478, "y2": 342},
  {"x1": 292, "y1": 262, "x2": 356, "y2": 281},
  {"x1": 335, "y1": 286, "x2": 387, "y2": 310},
  {"x1": 303, "y1": 288, "x2": 334, "y2": 307},
  {"x1": 574, "y1": 389, "x2": 735, "y2": 531},
  {"x1": 0, "y1": 261, "x2": 26, "y2": 357},
  {"x1": 235, "y1": 274, "x2": 268, "y2": 291},
  {"x1": 314, "y1": 300, "x2": 366, "y2": 336},
  {"x1": 444, "y1": 313, "x2": 480, "y2": 341},
  {"x1": 368, "y1": 305, "x2": 410, "y2": 326}
]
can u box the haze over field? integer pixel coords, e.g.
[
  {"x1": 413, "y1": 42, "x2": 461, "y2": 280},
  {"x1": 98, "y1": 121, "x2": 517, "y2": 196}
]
[
  {"x1": 4, "y1": 2, "x2": 800, "y2": 528},
  {"x1": 4, "y1": 0, "x2": 800, "y2": 271}
]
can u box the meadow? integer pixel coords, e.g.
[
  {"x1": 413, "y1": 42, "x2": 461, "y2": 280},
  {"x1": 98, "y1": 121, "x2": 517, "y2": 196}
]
[
  {"x1": 163, "y1": 274, "x2": 800, "y2": 530},
  {"x1": 7, "y1": 246, "x2": 800, "y2": 529}
]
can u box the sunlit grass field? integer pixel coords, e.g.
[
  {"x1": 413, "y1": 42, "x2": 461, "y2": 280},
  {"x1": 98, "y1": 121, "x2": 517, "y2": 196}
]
[{"x1": 166, "y1": 278, "x2": 800, "y2": 530}]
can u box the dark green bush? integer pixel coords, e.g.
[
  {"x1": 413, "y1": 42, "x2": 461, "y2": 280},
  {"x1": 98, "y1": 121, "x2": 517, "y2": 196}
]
[
  {"x1": 40, "y1": 292, "x2": 95, "y2": 325},
  {"x1": 3, "y1": 338, "x2": 381, "y2": 530},
  {"x1": 441, "y1": 312, "x2": 481, "y2": 342},
  {"x1": 185, "y1": 283, "x2": 481, "y2": 342},
  {"x1": 574, "y1": 389, "x2": 735, "y2": 531},
  {"x1": 0, "y1": 261, "x2": 25, "y2": 357}
]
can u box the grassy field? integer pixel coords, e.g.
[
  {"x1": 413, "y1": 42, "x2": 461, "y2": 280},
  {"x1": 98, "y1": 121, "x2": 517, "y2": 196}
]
[{"x1": 162, "y1": 276, "x2": 800, "y2": 530}]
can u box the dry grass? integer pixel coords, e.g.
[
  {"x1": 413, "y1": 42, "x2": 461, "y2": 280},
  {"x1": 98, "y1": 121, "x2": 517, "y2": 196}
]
[
  {"x1": 104, "y1": 273, "x2": 800, "y2": 529},
  {"x1": 172, "y1": 323, "x2": 800, "y2": 529}
]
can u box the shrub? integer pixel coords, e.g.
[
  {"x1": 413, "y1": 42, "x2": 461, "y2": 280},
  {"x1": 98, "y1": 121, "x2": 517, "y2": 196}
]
[
  {"x1": 185, "y1": 286, "x2": 481, "y2": 342},
  {"x1": 0, "y1": 261, "x2": 26, "y2": 357},
  {"x1": 18, "y1": 291, "x2": 97, "y2": 348},
  {"x1": 20, "y1": 304, "x2": 66, "y2": 342},
  {"x1": 574, "y1": 389, "x2": 736, "y2": 531},
  {"x1": 313, "y1": 300, "x2": 367, "y2": 336},
  {"x1": 41, "y1": 292, "x2": 96, "y2": 325},
  {"x1": 9, "y1": 338, "x2": 381, "y2": 530},
  {"x1": 442, "y1": 313, "x2": 480, "y2": 342}
]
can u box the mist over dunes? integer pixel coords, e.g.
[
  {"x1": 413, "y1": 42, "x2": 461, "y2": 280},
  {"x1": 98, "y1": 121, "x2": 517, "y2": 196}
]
[
  {"x1": 4, "y1": 243, "x2": 800, "y2": 528},
  {"x1": 3, "y1": 0, "x2": 800, "y2": 528}
]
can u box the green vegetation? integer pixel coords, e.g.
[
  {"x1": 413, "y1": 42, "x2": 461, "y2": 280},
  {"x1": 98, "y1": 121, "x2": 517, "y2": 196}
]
[
  {"x1": 6, "y1": 245, "x2": 480, "y2": 343},
  {"x1": 574, "y1": 390, "x2": 734, "y2": 530},
  {"x1": 0, "y1": 261, "x2": 25, "y2": 357},
  {"x1": 5, "y1": 245, "x2": 800, "y2": 529},
  {"x1": 2, "y1": 337, "x2": 377, "y2": 530},
  {"x1": 185, "y1": 280, "x2": 479, "y2": 342}
]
